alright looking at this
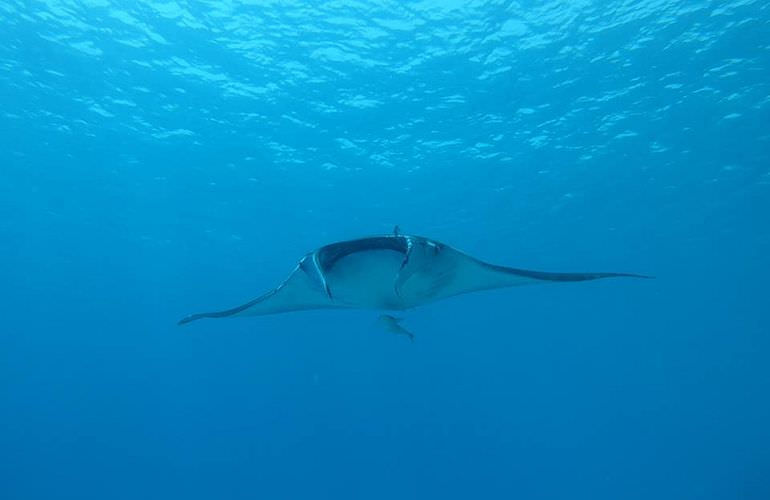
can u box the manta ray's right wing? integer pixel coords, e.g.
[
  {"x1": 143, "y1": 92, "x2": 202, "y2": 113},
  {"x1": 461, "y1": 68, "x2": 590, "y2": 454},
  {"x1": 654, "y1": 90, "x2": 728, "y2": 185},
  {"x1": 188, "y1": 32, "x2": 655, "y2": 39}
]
[
  {"x1": 402, "y1": 243, "x2": 653, "y2": 305},
  {"x1": 481, "y1": 263, "x2": 654, "y2": 283}
]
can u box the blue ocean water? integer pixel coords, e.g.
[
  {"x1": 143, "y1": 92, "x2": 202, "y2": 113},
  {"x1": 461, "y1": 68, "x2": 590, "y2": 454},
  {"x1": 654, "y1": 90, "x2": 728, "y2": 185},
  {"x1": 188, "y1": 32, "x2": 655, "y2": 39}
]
[{"x1": 2, "y1": 1, "x2": 769, "y2": 498}]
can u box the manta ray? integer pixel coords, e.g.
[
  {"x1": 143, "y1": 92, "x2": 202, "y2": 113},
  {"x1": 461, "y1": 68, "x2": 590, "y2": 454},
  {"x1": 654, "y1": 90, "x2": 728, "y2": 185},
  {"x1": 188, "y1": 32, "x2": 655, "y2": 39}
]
[{"x1": 178, "y1": 228, "x2": 650, "y2": 326}]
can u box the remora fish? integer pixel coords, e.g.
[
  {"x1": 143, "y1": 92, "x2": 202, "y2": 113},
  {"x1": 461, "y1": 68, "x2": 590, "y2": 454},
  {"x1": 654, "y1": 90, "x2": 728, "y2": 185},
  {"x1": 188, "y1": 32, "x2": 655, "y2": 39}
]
[{"x1": 376, "y1": 315, "x2": 415, "y2": 342}]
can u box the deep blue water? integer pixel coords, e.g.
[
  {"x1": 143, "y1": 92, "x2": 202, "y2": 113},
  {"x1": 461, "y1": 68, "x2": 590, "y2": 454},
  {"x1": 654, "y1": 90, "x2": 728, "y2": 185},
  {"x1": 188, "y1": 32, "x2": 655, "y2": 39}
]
[{"x1": 2, "y1": 1, "x2": 770, "y2": 498}]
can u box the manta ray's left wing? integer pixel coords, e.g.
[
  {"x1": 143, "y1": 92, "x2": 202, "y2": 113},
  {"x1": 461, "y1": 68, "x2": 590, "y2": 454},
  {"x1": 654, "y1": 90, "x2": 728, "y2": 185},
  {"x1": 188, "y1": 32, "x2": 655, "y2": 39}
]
[{"x1": 178, "y1": 261, "x2": 339, "y2": 325}]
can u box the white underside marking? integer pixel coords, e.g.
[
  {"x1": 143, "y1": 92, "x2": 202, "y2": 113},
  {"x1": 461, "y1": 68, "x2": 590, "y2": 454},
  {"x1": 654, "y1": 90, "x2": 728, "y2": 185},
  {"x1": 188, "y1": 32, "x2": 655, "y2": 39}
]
[{"x1": 324, "y1": 249, "x2": 405, "y2": 309}]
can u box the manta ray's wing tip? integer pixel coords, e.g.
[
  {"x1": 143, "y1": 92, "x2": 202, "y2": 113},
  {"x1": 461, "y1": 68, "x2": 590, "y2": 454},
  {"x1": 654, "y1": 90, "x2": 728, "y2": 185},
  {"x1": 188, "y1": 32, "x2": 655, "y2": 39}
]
[
  {"x1": 600, "y1": 272, "x2": 654, "y2": 280},
  {"x1": 177, "y1": 314, "x2": 203, "y2": 326}
]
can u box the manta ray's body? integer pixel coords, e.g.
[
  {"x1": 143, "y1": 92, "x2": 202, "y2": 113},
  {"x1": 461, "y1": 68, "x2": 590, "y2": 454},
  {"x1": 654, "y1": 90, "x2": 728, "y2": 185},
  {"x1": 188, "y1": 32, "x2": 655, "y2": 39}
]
[{"x1": 178, "y1": 231, "x2": 649, "y2": 325}]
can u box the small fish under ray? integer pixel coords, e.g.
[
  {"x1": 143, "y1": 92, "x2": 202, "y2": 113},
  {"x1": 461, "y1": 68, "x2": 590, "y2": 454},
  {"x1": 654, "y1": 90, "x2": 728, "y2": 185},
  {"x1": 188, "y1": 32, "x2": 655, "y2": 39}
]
[{"x1": 376, "y1": 314, "x2": 415, "y2": 342}]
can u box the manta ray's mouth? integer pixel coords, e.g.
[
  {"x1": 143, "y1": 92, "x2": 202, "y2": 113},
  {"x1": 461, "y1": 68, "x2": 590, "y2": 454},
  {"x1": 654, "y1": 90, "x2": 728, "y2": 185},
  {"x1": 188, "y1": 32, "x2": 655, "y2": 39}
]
[{"x1": 315, "y1": 235, "x2": 409, "y2": 273}]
